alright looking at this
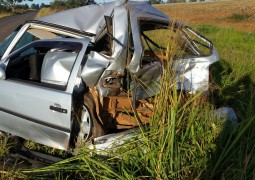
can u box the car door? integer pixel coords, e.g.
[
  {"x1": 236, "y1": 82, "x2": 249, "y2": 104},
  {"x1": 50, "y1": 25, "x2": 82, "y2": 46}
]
[{"x1": 0, "y1": 38, "x2": 89, "y2": 150}]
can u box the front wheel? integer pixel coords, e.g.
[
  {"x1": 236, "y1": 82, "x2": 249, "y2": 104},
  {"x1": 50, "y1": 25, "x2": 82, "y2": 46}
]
[{"x1": 75, "y1": 93, "x2": 105, "y2": 147}]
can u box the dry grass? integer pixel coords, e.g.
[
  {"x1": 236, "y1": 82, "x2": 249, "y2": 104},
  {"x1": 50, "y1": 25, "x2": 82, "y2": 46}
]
[
  {"x1": 155, "y1": 0, "x2": 255, "y2": 32},
  {"x1": 0, "y1": 12, "x2": 12, "y2": 19},
  {"x1": 36, "y1": 8, "x2": 58, "y2": 18}
]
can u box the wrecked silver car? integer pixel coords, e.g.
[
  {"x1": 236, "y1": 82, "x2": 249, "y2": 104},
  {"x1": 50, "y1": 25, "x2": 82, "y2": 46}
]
[{"x1": 0, "y1": 1, "x2": 219, "y2": 150}]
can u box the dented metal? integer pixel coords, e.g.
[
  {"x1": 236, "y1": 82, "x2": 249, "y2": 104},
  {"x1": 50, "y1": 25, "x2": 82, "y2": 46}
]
[{"x1": 0, "y1": 1, "x2": 220, "y2": 150}]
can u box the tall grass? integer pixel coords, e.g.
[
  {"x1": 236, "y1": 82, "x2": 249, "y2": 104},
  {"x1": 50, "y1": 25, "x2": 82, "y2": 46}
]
[
  {"x1": 21, "y1": 26, "x2": 234, "y2": 179},
  {"x1": 196, "y1": 25, "x2": 255, "y2": 112},
  {"x1": 0, "y1": 19, "x2": 254, "y2": 180},
  {"x1": 36, "y1": 8, "x2": 58, "y2": 18}
]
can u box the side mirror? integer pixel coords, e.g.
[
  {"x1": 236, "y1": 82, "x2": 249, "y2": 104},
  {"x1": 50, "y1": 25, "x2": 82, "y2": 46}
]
[{"x1": 0, "y1": 67, "x2": 6, "y2": 80}]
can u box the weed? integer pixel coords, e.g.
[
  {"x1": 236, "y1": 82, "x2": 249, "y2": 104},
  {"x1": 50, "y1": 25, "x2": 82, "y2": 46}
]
[
  {"x1": 36, "y1": 8, "x2": 58, "y2": 18},
  {"x1": 23, "y1": 26, "x2": 228, "y2": 179},
  {"x1": 0, "y1": 2, "x2": 254, "y2": 179},
  {"x1": 229, "y1": 13, "x2": 248, "y2": 22}
]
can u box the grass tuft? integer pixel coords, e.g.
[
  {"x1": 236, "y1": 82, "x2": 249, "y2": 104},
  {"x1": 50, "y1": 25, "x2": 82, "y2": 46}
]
[{"x1": 36, "y1": 8, "x2": 58, "y2": 18}]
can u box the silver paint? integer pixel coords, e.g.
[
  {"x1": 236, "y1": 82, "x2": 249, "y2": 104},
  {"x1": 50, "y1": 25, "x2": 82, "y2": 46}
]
[
  {"x1": 0, "y1": 39, "x2": 90, "y2": 150},
  {"x1": 41, "y1": 51, "x2": 78, "y2": 86},
  {"x1": 0, "y1": 66, "x2": 5, "y2": 80},
  {"x1": 81, "y1": 51, "x2": 109, "y2": 87},
  {"x1": 0, "y1": 1, "x2": 220, "y2": 150}
]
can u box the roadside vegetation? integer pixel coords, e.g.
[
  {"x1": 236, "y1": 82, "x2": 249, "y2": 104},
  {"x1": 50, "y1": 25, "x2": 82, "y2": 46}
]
[
  {"x1": 0, "y1": 0, "x2": 49, "y2": 19},
  {"x1": 0, "y1": 11, "x2": 11, "y2": 18},
  {"x1": 36, "y1": 0, "x2": 97, "y2": 18},
  {"x1": 0, "y1": 3, "x2": 31, "y2": 18},
  {"x1": 36, "y1": 7, "x2": 57, "y2": 18},
  {"x1": 21, "y1": 24, "x2": 254, "y2": 179},
  {"x1": 0, "y1": 0, "x2": 255, "y2": 179}
]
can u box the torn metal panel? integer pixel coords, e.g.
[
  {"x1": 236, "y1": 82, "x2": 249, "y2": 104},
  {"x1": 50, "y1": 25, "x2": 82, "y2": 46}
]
[
  {"x1": 37, "y1": 2, "x2": 121, "y2": 36},
  {"x1": 127, "y1": 1, "x2": 169, "y2": 74},
  {"x1": 106, "y1": 5, "x2": 128, "y2": 74},
  {"x1": 88, "y1": 128, "x2": 141, "y2": 153},
  {"x1": 81, "y1": 51, "x2": 110, "y2": 87},
  {"x1": 0, "y1": 0, "x2": 222, "y2": 151},
  {"x1": 130, "y1": 61, "x2": 162, "y2": 100},
  {"x1": 36, "y1": 1, "x2": 170, "y2": 39},
  {"x1": 96, "y1": 70, "x2": 122, "y2": 97},
  {"x1": 174, "y1": 47, "x2": 219, "y2": 93},
  {"x1": 89, "y1": 107, "x2": 237, "y2": 153},
  {"x1": 94, "y1": 6, "x2": 129, "y2": 97}
]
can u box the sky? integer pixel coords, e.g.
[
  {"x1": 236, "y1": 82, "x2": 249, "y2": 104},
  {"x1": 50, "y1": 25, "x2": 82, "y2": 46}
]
[
  {"x1": 20, "y1": 0, "x2": 113, "y2": 6},
  {"x1": 19, "y1": 0, "x2": 213, "y2": 6},
  {"x1": 20, "y1": 0, "x2": 136, "y2": 6},
  {"x1": 21, "y1": 0, "x2": 53, "y2": 5}
]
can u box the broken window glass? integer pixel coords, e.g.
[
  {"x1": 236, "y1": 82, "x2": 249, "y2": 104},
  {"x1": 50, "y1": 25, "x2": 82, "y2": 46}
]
[{"x1": 140, "y1": 23, "x2": 212, "y2": 62}]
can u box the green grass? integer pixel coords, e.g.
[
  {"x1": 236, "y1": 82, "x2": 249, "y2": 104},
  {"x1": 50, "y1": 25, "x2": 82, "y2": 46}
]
[
  {"x1": 227, "y1": 12, "x2": 254, "y2": 22},
  {"x1": 1, "y1": 25, "x2": 255, "y2": 179},
  {"x1": 195, "y1": 25, "x2": 255, "y2": 110},
  {"x1": 20, "y1": 25, "x2": 255, "y2": 179}
]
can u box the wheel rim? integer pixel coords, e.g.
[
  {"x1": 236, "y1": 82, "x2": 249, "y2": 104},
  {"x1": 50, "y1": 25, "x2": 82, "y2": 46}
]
[{"x1": 77, "y1": 105, "x2": 92, "y2": 143}]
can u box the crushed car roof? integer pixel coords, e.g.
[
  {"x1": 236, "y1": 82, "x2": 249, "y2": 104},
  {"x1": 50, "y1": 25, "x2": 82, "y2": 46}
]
[{"x1": 36, "y1": 1, "x2": 170, "y2": 35}]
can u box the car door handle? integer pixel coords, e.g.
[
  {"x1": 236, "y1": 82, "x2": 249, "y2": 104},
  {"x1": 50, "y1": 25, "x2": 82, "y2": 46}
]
[{"x1": 50, "y1": 105, "x2": 67, "y2": 114}]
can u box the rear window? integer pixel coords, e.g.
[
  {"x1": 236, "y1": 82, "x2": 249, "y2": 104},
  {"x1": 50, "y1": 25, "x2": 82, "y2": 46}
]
[{"x1": 140, "y1": 22, "x2": 212, "y2": 60}]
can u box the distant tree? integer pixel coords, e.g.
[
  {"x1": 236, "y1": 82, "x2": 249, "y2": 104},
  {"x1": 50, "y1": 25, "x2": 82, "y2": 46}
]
[
  {"x1": 15, "y1": 4, "x2": 29, "y2": 10},
  {"x1": 50, "y1": 0, "x2": 66, "y2": 10},
  {"x1": 40, "y1": 3, "x2": 46, "y2": 8},
  {"x1": 166, "y1": 0, "x2": 177, "y2": 3},
  {"x1": 1, "y1": 0, "x2": 33, "y2": 10},
  {"x1": 30, "y1": 3, "x2": 39, "y2": 10},
  {"x1": 51, "y1": 0, "x2": 96, "y2": 11},
  {"x1": 65, "y1": 0, "x2": 96, "y2": 8},
  {"x1": 149, "y1": 0, "x2": 161, "y2": 4},
  {"x1": 5, "y1": 0, "x2": 32, "y2": 6}
]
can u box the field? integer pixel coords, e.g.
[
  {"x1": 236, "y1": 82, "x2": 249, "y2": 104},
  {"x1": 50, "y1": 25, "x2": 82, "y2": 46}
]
[
  {"x1": 0, "y1": 0, "x2": 255, "y2": 179},
  {"x1": 156, "y1": 0, "x2": 255, "y2": 32}
]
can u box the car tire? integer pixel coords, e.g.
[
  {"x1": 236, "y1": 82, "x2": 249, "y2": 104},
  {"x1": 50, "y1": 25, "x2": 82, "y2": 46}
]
[{"x1": 75, "y1": 93, "x2": 105, "y2": 148}]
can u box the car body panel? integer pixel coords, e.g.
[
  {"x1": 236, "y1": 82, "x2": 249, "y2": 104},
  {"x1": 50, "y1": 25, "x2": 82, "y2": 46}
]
[
  {"x1": 0, "y1": 1, "x2": 220, "y2": 150},
  {"x1": 0, "y1": 38, "x2": 90, "y2": 150}
]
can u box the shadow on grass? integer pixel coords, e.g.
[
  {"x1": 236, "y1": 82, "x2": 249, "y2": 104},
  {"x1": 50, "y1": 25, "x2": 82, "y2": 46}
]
[
  {"x1": 210, "y1": 59, "x2": 254, "y2": 113},
  {"x1": 204, "y1": 59, "x2": 255, "y2": 179}
]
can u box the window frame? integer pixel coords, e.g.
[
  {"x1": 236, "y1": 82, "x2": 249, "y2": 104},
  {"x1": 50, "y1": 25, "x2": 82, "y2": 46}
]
[
  {"x1": 139, "y1": 20, "x2": 214, "y2": 61},
  {"x1": 1, "y1": 22, "x2": 85, "y2": 60},
  {"x1": 4, "y1": 39, "x2": 85, "y2": 92}
]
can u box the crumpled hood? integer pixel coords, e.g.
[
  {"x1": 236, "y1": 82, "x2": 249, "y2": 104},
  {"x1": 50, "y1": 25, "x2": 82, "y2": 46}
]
[{"x1": 36, "y1": 1, "x2": 170, "y2": 36}]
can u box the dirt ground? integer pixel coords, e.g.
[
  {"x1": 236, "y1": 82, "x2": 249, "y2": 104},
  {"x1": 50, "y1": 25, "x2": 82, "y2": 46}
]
[{"x1": 155, "y1": 0, "x2": 255, "y2": 32}]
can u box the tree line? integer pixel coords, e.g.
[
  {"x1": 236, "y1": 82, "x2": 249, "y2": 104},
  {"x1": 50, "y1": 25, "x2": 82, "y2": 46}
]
[
  {"x1": 50, "y1": 0, "x2": 96, "y2": 11},
  {"x1": 0, "y1": 0, "x2": 97, "y2": 12},
  {"x1": 0, "y1": 0, "x2": 50, "y2": 11},
  {"x1": 1, "y1": 0, "x2": 211, "y2": 13}
]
